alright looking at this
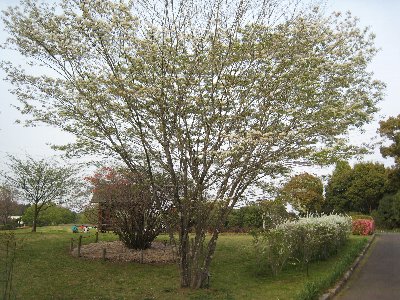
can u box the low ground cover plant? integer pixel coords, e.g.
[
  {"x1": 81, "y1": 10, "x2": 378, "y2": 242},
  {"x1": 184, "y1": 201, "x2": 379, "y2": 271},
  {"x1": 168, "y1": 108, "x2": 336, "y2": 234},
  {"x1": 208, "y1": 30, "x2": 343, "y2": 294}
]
[
  {"x1": 352, "y1": 219, "x2": 375, "y2": 235},
  {"x1": 254, "y1": 214, "x2": 352, "y2": 276}
]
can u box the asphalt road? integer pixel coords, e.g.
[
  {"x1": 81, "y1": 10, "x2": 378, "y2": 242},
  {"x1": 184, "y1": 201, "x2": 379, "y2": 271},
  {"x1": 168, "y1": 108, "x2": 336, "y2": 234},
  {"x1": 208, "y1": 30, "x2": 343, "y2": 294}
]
[{"x1": 335, "y1": 233, "x2": 400, "y2": 300}]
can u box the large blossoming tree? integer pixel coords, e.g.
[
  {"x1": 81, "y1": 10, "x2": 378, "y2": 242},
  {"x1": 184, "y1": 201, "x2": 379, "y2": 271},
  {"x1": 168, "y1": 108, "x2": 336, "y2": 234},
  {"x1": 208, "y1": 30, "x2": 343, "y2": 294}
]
[{"x1": 1, "y1": 0, "x2": 384, "y2": 288}]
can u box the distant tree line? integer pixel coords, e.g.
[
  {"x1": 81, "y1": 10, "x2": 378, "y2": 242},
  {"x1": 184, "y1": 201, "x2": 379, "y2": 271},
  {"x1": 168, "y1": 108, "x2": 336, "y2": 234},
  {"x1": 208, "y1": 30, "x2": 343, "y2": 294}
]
[
  {"x1": 0, "y1": 184, "x2": 79, "y2": 229},
  {"x1": 228, "y1": 140, "x2": 400, "y2": 232},
  {"x1": 21, "y1": 204, "x2": 77, "y2": 227},
  {"x1": 323, "y1": 161, "x2": 400, "y2": 228},
  {"x1": 323, "y1": 114, "x2": 400, "y2": 228}
]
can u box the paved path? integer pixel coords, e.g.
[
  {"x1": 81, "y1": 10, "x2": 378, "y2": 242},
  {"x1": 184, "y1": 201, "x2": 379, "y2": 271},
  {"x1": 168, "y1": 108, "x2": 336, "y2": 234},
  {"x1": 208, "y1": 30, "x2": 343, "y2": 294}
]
[{"x1": 335, "y1": 233, "x2": 400, "y2": 300}]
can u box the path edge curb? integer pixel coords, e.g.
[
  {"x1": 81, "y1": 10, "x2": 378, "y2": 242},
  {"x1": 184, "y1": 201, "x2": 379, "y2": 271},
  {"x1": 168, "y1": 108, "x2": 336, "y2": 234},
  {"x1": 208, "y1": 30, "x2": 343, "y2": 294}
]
[{"x1": 319, "y1": 234, "x2": 376, "y2": 300}]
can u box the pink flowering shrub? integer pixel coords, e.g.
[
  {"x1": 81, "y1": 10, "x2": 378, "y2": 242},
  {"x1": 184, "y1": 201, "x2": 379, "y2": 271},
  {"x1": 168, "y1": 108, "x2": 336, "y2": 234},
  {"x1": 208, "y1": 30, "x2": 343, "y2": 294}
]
[{"x1": 352, "y1": 219, "x2": 375, "y2": 235}]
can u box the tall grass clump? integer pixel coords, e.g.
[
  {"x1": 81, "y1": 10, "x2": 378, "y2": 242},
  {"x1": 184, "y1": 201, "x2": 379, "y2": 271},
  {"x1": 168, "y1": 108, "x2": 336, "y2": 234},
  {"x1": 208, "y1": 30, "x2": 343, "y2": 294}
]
[
  {"x1": 0, "y1": 232, "x2": 18, "y2": 300},
  {"x1": 253, "y1": 214, "x2": 352, "y2": 276}
]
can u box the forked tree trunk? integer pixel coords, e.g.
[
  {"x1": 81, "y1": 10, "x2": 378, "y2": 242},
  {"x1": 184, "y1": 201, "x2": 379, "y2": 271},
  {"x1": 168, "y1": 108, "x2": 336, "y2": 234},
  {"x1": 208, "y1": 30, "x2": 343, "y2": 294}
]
[
  {"x1": 175, "y1": 200, "x2": 232, "y2": 289},
  {"x1": 178, "y1": 226, "x2": 220, "y2": 289},
  {"x1": 190, "y1": 230, "x2": 219, "y2": 289}
]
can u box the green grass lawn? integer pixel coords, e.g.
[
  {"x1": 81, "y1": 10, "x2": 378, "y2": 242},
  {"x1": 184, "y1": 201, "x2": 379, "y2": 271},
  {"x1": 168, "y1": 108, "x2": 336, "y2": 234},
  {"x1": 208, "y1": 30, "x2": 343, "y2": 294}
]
[{"x1": 1, "y1": 226, "x2": 369, "y2": 300}]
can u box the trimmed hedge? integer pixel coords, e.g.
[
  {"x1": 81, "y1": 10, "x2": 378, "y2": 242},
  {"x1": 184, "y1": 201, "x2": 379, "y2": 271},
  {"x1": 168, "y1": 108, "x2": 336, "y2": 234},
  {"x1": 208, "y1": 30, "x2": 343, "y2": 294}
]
[{"x1": 350, "y1": 214, "x2": 373, "y2": 221}]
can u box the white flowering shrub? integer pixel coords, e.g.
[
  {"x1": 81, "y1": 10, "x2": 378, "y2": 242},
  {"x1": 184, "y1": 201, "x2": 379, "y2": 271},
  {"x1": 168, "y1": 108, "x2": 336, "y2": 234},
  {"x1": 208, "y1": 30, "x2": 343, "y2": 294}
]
[
  {"x1": 253, "y1": 214, "x2": 351, "y2": 276},
  {"x1": 253, "y1": 228, "x2": 294, "y2": 276}
]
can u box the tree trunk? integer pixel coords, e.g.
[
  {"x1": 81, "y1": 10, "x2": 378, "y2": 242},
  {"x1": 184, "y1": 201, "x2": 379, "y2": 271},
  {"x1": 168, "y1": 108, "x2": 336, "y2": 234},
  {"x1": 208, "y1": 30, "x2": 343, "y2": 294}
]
[
  {"x1": 180, "y1": 254, "x2": 191, "y2": 288},
  {"x1": 179, "y1": 217, "x2": 191, "y2": 288},
  {"x1": 32, "y1": 203, "x2": 38, "y2": 232}
]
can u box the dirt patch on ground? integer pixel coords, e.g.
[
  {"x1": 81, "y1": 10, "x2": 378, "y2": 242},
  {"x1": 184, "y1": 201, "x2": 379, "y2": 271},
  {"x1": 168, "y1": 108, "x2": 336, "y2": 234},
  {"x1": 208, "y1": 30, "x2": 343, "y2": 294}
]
[{"x1": 71, "y1": 241, "x2": 176, "y2": 264}]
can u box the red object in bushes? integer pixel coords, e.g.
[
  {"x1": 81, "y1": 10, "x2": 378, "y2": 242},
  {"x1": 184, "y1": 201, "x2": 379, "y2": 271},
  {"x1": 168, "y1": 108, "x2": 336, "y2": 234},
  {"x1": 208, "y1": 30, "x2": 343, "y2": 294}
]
[{"x1": 352, "y1": 219, "x2": 375, "y2": 235}]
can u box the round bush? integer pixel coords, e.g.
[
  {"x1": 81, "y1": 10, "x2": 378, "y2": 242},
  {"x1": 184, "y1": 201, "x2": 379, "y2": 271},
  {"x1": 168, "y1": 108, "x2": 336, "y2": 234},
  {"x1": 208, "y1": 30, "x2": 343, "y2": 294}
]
[{"x1": 352, "y1": 219, "x2": 375, "y2": 235}]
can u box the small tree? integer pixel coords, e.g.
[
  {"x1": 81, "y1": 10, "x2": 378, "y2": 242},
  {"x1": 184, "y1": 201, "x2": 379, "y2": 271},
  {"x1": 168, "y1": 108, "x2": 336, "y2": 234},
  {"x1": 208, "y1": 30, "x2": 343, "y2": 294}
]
[
  {"x1": 279, "y1": 173, "x2": 324, "y2": 216},
  {"x1": 259, "y1": 199, "x2": 293, "y2": 230},
  {"x1": 2, "y1": 156, "x2": 77, "y2": 232},
  {"x1": 325, "y1": 161, "x2": 353, "y2": 213},
  {"x1": 86, "y1": 167, "x2": 164, "y2": 250},
  {"x1": 347, "y1": 162, "x2": 387, "y2": 214}
]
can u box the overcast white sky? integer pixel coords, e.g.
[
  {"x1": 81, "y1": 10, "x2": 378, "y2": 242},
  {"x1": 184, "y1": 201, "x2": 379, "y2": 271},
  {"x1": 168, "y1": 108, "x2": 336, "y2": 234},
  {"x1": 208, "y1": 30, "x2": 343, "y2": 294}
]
[{"x1": 0, "y1": 0, "x2": 399, "y2": 174}]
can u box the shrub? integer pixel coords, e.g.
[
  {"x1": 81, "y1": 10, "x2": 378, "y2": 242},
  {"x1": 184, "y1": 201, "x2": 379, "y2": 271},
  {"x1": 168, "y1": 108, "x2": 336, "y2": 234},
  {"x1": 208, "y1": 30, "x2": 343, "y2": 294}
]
[
  {"x1": 372, "y1": 191, "x2": 400, "y2": 229},
  {"x1": 352, "y1": 219, "x2": 375, "y2": 235},
  {"x1": 86, "y1": 167, "x2": 165, "y2": 250},
  {"x1": 253, "y1": 228, "x2": 293, "y2": 276},
  {"x1": 0, "y1": 223, "x2": 17, "y2": 231},
  {"x1": 259, "y1": 199, "x2": 295, "y2": 230},
  {"x1": 286, "y1": 215, "x2": 351, "y2": 274},
  {"x1": 224, "y1": 201, "x2": 295, "y2": 233},
  {"x1": 253, "y1": 214, "x2": 352, "y2": 276}
]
